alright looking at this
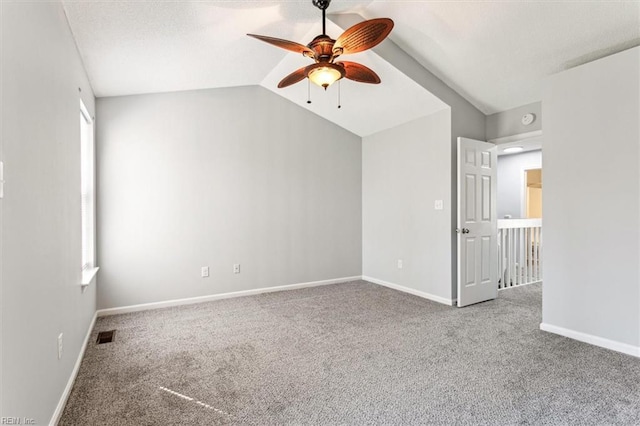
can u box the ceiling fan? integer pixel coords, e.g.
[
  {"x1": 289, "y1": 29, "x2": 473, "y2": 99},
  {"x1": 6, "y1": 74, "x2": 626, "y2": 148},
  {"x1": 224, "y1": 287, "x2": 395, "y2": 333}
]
[{"x1": 247, "y1": 0, "x2": 394, "y2": 91}]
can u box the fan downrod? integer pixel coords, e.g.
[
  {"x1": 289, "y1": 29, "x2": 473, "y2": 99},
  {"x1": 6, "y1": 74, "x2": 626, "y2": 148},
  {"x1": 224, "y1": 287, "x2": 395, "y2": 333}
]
[{"x1": 312, "y1": 0, "x2": 331, "y2": 35}]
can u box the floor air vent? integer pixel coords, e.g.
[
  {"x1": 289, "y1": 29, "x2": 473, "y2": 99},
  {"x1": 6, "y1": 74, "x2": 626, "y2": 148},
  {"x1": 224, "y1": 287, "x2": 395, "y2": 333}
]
[{"x1": 97, "y1": 330, "x2": 116, "y2": 344}]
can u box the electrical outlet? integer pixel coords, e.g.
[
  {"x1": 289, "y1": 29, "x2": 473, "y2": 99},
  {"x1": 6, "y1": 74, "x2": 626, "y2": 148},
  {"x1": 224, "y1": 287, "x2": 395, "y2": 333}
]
[
  {"x1": 397, "y1": 259, "x2": 403, "y2": 269},
  {"x1": 57, "y1": 333, "x2": 63, "y2": 360},
  {"x1": 201, "y1": 266, "x2": 209, "y2": 278},
  {"x1": 434, "y1": 199, "x2": 443, "y2": 210},
  {"x1": 233, "y1": 264, "x2": 240, "y2": 274}
]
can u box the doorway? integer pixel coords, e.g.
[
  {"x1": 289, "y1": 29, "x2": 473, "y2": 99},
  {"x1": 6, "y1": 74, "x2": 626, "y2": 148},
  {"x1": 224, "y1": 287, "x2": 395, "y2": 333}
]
[
  {"x1": 525, "y1": 168, "x2": 542, "y2": 219},
  {"x1": 456, "y1": 134, "x2": 544, "y2": 305},
  {"x1": 495, "y1": 140, "x2": 543, "y2": 291}
]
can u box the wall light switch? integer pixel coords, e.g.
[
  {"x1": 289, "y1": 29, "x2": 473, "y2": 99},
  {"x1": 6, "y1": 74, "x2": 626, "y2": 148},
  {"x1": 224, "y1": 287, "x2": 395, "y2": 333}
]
[
  {"x1": 201, "y1": 266, "x2": 209, "y2": 278},
  {"x1": 434, "y1": 200, "x2": 443, "y2": 210},
  {"x1": 397, "y1": 259, "x2": 403, "y2": 269}
]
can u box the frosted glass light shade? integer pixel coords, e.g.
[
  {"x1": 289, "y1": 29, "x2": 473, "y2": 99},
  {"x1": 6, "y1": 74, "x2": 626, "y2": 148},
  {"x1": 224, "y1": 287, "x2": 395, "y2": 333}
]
[{"x1": 307, "y1": 64, "x2": 344, "y2": 89}]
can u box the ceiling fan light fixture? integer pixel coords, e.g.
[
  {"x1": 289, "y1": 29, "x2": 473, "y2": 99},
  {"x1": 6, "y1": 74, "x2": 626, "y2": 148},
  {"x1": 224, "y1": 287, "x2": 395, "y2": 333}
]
[
  {"x1": 248, "y1": 0, "x2": 393, "y2": 94},
  {"x1": 306, "y1": 63, "x2": 344, "y2": 89}
]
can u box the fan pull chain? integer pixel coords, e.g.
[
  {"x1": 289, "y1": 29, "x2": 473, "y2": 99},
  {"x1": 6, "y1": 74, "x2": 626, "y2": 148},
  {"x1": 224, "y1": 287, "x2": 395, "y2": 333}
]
[
  {"x1": 307, "y1": 79, "x2": 312, "y2": 104},
  {"x1": 337, "y1": 80, "x2": 341, "y2": 109}
]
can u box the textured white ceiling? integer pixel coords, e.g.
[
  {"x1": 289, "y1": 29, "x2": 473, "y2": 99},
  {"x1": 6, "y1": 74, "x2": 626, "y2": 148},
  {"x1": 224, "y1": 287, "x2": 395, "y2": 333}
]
[
  {"x1": 62, "y1": 0, "x2": 640, "y2": 124},
  {"x1": 361, "y1": 1, "x2": 640, "y2": 114},
  {"x1": 61, "y1": 0, "x2": 373, "y2": 97}
]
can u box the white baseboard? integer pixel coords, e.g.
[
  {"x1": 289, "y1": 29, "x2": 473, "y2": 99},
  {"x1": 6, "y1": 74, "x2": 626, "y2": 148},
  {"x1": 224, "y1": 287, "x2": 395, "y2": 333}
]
[
  {"x1": 96, "y1": 276, "x2": 362, "y2": 317},
  {"x1": 540, "y1": 322, "x2": 640, "y2": 358},
  {"x1": 50, "y1": 311, "x2": 98, "y2": 425},
  {"x1": 362, "y1": 276, "x2": 455, "y2": 306}
]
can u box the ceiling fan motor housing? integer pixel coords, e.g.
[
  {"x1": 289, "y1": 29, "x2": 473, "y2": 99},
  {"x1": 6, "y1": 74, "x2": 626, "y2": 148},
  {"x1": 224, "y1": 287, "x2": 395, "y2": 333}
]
[{"x1": 308, "y1": 35, "x2": 337, "y2": 62}]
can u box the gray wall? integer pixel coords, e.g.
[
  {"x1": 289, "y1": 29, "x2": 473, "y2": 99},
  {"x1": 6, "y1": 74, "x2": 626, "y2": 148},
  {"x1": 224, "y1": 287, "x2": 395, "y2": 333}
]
[
  {"x1": 331, "y1": 14, "x2": 486, "y2": 302},
  {"x1": 542, "y1": 46, "x2": 640, "y2": 347},
  {"x1": 96, "y1": 86, "x2": 362, "y2": 309},
  {"x1": 362, "y1": 110, "x2": 452, "y2": 300},
  {"x1": 486, "y1": 102, "x2": 542, "y2": 141},
  {"x1": 497, "y1": 150, "x2": 542, "y2": 219},
  {"x1": 1, "y1": 2, "x2": 97, "y2": 423}
]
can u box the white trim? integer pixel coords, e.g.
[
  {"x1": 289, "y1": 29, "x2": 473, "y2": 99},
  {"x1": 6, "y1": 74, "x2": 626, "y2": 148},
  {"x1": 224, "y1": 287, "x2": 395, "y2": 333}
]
[
  {"x1": 540, "y1": 322, "x2": 640, "y2": 358},
  {"x1": 80, "y1": 98, "x2": 92, "y2": 124},
  {"x1": 96, "y1": 276, "x2": 362, "y2": 317},
  {"x1": 362, "y1": 276, "x2": 455, "y2": 306},
  {"x1": 488, "y1": 130, "x2": 542, "y2": 145},
  {"x1": 50, "y1": 311, "x2": 98, "y2": 425},
  {"x1": 81, "y1": 266, "x2": 99, "y2": 286}
]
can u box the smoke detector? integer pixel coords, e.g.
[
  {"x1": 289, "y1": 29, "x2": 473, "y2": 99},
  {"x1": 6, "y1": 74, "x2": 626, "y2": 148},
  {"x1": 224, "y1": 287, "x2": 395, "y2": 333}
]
[{"x1": 521, "y1": 113, "x2": 536, "y2": 126}]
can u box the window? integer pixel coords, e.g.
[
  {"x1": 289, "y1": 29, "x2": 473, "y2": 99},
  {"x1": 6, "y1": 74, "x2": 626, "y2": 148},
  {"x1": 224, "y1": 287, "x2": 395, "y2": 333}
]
[{"x1": 80, "y1": 99, "x2": 98, "y2": 284}]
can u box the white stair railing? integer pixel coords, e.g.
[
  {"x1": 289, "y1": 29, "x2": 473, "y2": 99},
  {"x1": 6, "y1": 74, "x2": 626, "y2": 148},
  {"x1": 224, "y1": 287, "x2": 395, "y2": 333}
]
[{"x1": 498, "y1": 219, "x2": 542, "y2": 289}]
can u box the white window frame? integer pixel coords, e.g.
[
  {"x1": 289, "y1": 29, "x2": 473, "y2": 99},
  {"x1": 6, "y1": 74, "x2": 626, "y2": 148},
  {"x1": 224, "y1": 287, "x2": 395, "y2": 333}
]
[{"x1": 80, "y1": 99, "x2": 99, "y2": 285}]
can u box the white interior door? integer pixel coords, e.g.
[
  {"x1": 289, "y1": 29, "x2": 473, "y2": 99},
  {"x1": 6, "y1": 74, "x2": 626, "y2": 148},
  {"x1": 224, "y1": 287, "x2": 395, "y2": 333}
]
[{"x1": 457, "y1": 137, "x2": 498, "y2": 307}]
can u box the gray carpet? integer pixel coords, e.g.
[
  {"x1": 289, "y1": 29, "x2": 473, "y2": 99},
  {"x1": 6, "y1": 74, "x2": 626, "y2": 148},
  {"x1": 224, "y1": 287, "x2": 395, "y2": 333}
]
[{"x1": 60, "y1": 281, "x2": 640, "y2": 425}]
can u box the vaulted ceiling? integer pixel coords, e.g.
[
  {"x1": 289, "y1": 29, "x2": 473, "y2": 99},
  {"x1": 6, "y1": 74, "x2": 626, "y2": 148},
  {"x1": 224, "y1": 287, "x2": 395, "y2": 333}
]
[{"x1": 62, "y1": 0, "x2": 639, "y2": 135}]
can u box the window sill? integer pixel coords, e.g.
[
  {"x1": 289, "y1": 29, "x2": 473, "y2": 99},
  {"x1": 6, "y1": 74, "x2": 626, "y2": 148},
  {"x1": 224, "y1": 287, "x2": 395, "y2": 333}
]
[{"x1": 81, "y1": 267, "x2": 100, "y2": 286}]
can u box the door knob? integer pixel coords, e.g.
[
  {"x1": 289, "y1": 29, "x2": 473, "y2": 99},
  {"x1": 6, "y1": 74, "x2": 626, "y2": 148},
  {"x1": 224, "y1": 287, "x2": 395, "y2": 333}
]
[{"x1": 462, "y1": 228, "x2": 470, "y2": 234}]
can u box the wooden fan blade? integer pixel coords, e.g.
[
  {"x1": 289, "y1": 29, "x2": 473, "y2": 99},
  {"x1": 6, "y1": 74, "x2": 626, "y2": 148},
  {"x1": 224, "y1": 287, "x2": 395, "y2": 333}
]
[
  {"x1": 278, "y1": 66, "x2": 307, "y2": 88},
  {"x1": 333, "y1": 18, "x2": 394, "y2": 56},
  {"x1": 338, "y1": 61, "x2": 381, "y2": 84},
  {"x1": 247, "y1": 34, "x2": 314, "y2": 57}
]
